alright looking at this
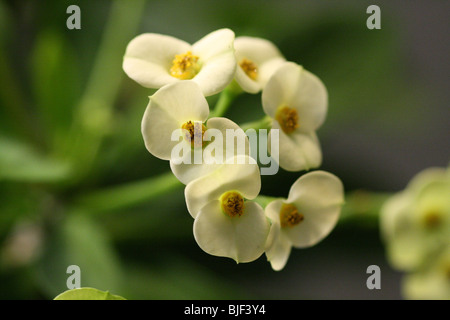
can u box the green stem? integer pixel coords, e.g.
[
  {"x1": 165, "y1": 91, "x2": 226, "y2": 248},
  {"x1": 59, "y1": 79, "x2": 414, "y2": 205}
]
[
  {"x1": 0, "y1": 49, "x2": 42, "y2": 146},
  {"x1": 75, "y1": 171, "x2": 183, "y2": 214},
  {"x1": 254, "y1": 195, "x2": 279, "y2": 208},
  {"x1": 240, "y1": 115, "x2": 272, "y2": 132},
  {"x1": 209, "y1": 82, "x2": 242, "y2": 118},
  {"x1": 339, "y1": 190, "x2": 391, "y2": 226},
  {"x1": 64, "y1": 0, "x2": 147, "y2": 184}
]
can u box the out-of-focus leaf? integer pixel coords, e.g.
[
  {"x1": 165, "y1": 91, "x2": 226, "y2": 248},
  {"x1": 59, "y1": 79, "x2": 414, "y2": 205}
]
[
  {"x1": 54, "y1": 287, "x2": 126, "y2": 300},
  {"x1": 37, "y1": 213, "x2": 123, "y2": 298},
  {"x1": 30, "y1": 29, "x2": 81, "y2": 151},
  {"x1": 0, "y1": 137, "x2": 71, "y2": 183}
]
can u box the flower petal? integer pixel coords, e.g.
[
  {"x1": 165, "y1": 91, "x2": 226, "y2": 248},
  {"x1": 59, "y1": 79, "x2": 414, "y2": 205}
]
[
  {"x1": 141, "y1": 81, "x2": 209, "y2": 160},
  {"x1": 170, "y1": 117, "x2": 249, "y2": 184},
  {"x1": 264, "y1": 199, "x2": 293, "y2": 271},
  {"x1": 193, "y1": 200, "x2": 270, "y2": 263},
  {"x1": 262, "y1": 62, "x2": 327, "y2": 133},
  {"x1": 234, "y1": 36, "x2": 285, "y2": 93},
  {"x1": 269, "y1": 122, "x2": 322, "y2": 172},
  {"x1": 193, "y1": 28, "x2": 235, "y2": 61},
  {"x1": 184, "y1": 155, "x2": 260, "y2": 218},
  {"x1": 191, "y1": 29, "x2": 236, "y2": 96},
  {"x1": 284, "y1": 171, "x2": 344, "y2": 248},
  {"x1": 123, "y1": 33, "x2": 191, "y2": 88},
  {"x1": 290, "y1": 68, "x2": 328, "y2": 133},
  {"x1": 262, "y1": 61, "x2": 301, "y2": 118}
]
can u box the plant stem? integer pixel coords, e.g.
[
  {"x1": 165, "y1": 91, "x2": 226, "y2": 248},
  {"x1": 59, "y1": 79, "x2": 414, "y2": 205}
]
[
  {"x1": 209, "y1": 82, "x2": 242, "y2": 118},
  {"x1": 240, "y1": 115, "x2": 273, "y2": 132},
  {"x1": 64, "y1": 0, "x2": 147, "y2": 185},
  {"x1": 75, "y1": 171, "x2": 183, "y2": 214}
]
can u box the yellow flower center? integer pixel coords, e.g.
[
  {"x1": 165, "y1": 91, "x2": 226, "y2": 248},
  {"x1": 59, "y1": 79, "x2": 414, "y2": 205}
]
[
  {"x1": 181, "y1": 121, "x2": 206, "y2": 148},
  {"x1": 170, "y1": 51, "x2": 201, "y2": 80},
  {"x1": 220, "y1": 191, "x2": 245, "y2": 218},
  {"x1": 239, "y1": 58, "x2": 258, "y2": 80},
  {"x1": 422, "y1": 210, "x2": 442, "y2": 229},
  {"x1": 275, "y1": 105, "x2": 299, "y2": 134},
  {"x1": 279, "y1": 203, "x2": 304, "y2": 228}
]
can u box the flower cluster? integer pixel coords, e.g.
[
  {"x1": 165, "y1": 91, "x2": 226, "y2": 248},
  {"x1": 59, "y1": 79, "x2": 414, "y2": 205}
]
[
  {"x1": 123, "y1": 28, "x2": 344, "y2": 270},
  {"x1": 380, "y1": 166, "x2": 450, "y2": 299}
]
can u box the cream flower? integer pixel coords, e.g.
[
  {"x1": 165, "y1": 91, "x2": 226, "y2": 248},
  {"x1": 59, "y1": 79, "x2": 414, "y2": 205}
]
[
  {"x1": 234, "y1": 36, "x2": 285, "y2": 94},
  {"x1": 380, "y1": 166, "x2": 450, "y2": 271},
  {"x1": 265, "y1": 171, "x2": 344, "y2": 271},
  {"x1": 141, "y1": 80, "x2": 249, "y2": 184},
  {"x1": 402, "y1": 246, "x2": 450, "y2": 300},
  {"x1": 262, "y1": 61, "x2": 328, "y2": 172},
  {"x1": 170, "y1": 116, "x2": 249, "y2": 184},
  {"x1": 123, "y1": 28, "x2": 236, "y2": 96},
  {"x1": 141, "y1": 81, "x2": 208, "y2": 161},
  {"x1": 185, "y1": 155, "x2": 270, "y2": 263}
]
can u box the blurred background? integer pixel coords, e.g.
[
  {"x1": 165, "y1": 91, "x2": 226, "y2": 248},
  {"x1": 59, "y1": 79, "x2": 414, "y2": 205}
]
[{"x1": 0, "y1": 0, "x2": 448, "y2": 299}]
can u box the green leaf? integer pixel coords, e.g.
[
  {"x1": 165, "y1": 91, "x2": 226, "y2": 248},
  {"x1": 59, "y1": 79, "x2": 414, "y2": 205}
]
[
  {"x1": 54, "y1": 287, "x2": 126, "y2": 300},
  {"x1": 0, "y1": 136, "x2": 71, "y2": 183},
  {"x1": 30, "y1": 29, "x2": 81, "y2": 150}
]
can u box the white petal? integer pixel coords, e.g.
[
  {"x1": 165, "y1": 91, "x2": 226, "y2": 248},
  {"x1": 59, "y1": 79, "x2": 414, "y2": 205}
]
[
  {"x1": 234, "y1": 36, "x2": 285, "y2": 94},
  {"x1": 192, "y1": 53, "x2": 237, "y2": 96},
  {"x1": 264, "y1": 199, "x2": 283, "y2": 249},
  {"x1": 262, "y1": 61, "x2": 301, "y2": 118},
  {"x1": 290, "y1": 68, "x2": 328, "y2": 132},
  {"x1": 264, "y1": 199, "x2": 293, "y2": 271},
  {"x1": 262, "y1": 62, "x2": 328, "y2": 133},
  {"x1": 234, "y1": 56, "x2": 284, "y2": 94},
  {"x1": 170, "y1": 117, "x2": 249, "y2": 184},
  {"x1": 269, "y1": 122, "x2": 322, "y2": 172},
  {"x1": 379, "y1": 192, "x2": 411, "y2": 241},
  {"x1": 141, "y1": 81, "x2": 209, "y2": 160},
  {"x1": 123, "y1": 33, "x2": 191, "y2": 88},
  {"x1": 258, "y1": 57, "x2": 287, "y2": 88},
  {"x1": 193, "y1": 200, "x2": 270, "y2": 263},
  {"x1": 284, "y1": 171, "x2": 344, "y2": 248},
  {"x1": 184, "y1": 155, "x2": 260, "y2": 218},
  {"x1": 266, "y1": 232, "x2": 292, "y2": 271},
  {"x1": 191, "y1": 29, "x2": 236, "y2": 96},
  {"x1": 234, "y1": 36, "x2": 284, "y2": 65},
  {"x1": 193, "y1": 28, "x2": 235, "y2": 61},
  {"x1": 406, "y1": 167, "x2": 448, "y2": 195}
]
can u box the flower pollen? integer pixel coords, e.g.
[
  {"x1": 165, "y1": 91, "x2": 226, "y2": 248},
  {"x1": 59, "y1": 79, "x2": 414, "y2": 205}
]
[
  {"x1": 422, "y1": 210, "x2": 442, "y2": 229},
  {"x1": 239, "y1": 58, "x2": 258, "y2": 80},
  {"x1": 170, "y1": 51, "x2": 201, "y2": 80},
  {"x1": 220, "y1": 191, "x2": 245, "y2": 218},
  {"x1": 275, "y1": 105, "x2": 299, "y2": 134},
  {"x1": 181, "y1": 121, "x2": 206, "y2": 148},
  {"x1": 280, "y1": 203, "x2": 304, "y2": 228}
]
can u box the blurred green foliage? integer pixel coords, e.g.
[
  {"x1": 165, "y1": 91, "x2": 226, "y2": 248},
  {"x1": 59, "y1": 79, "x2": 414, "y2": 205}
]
[{"x1": 0, "y1": 0, "x2": 447, "y2": 300}]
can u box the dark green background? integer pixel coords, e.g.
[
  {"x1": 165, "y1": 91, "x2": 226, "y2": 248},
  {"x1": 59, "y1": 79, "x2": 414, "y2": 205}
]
[{"x1": 0, "y1": 0, "x2": 448, "y2": 299}]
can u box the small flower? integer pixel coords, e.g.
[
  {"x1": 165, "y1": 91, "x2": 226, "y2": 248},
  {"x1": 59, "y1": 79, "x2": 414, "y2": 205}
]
[
  {"x1": 233, "y1": 36, "x2": 285, "y2": 94},
  {"x1": 265, "y1": 171, "x2": 344, "y2": 271},
  {"x1": 380, "y1": 166, "x2": 450, "y2": 272},
  {"x1": 141, "y1": 81, "x2": 209, "y2": 161},
  {"x1": 402, "y1": 246, "x2": 450, "y2": 300},
  {"x1": 123, "y1": 28, "x2": 236, "y2": 96},
  {"x1": 262, "y1": 61, "x2": 328, "y2": 172},
  {"x1": 170, "y1": 116, "x2": 249, "y2": 184},
  {"x1": 185, "y1": 155, "x2": 270, "y2": 263},
  {"x1": 141, "y1": 80, "x2": 249, "y2": 184}
]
